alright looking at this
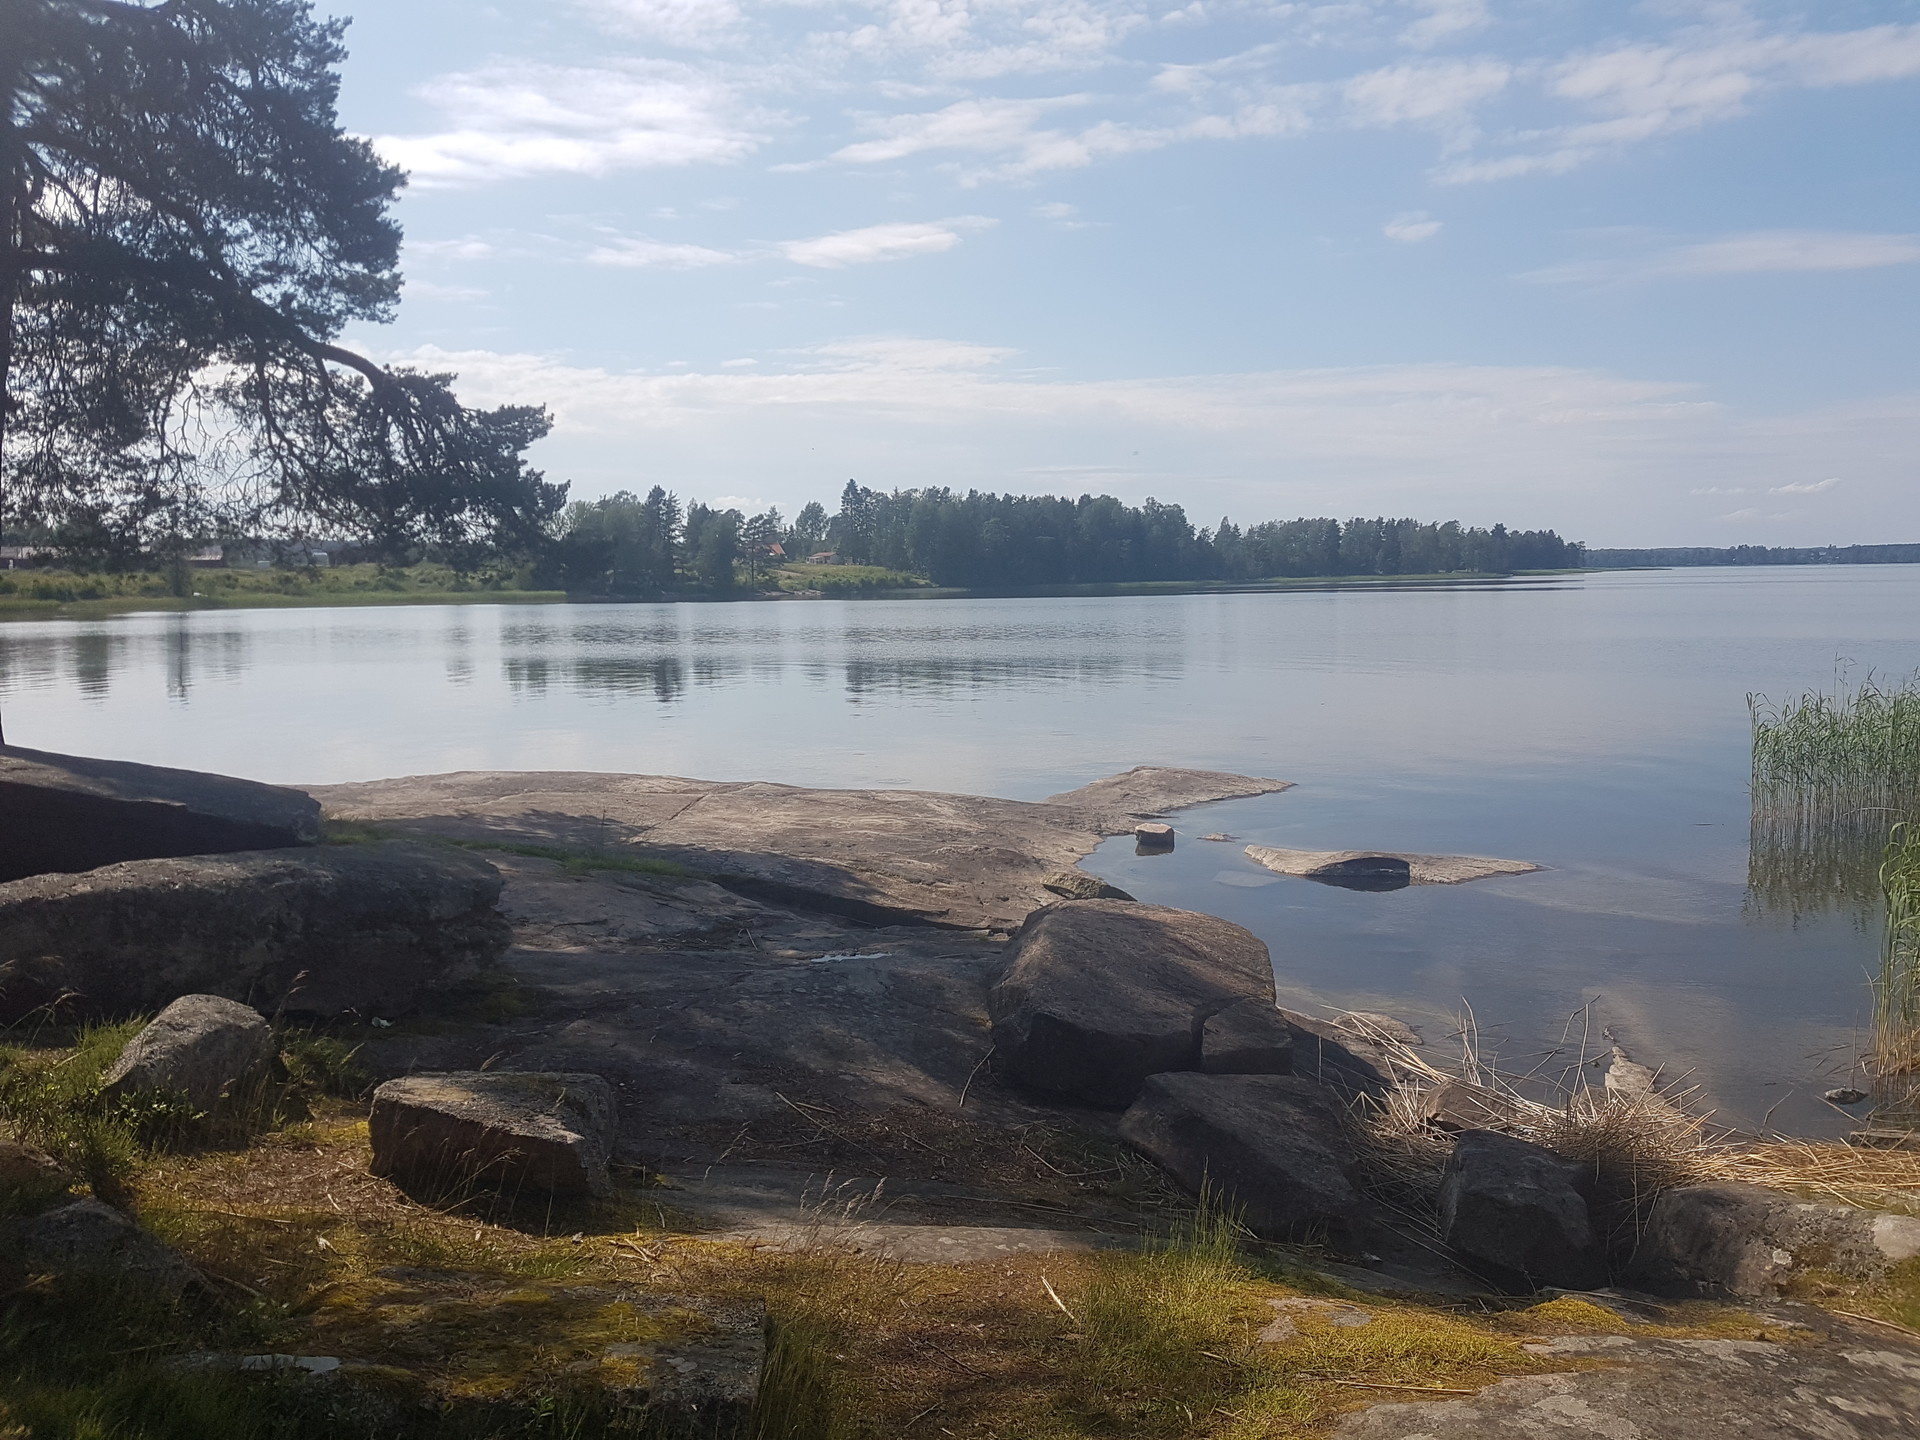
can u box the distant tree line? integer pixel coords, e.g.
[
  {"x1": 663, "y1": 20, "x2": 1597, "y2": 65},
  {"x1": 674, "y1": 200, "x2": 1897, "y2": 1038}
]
[
  {"x1": 1584, "y1": 544, "x2": 1920, "y2": 568},
  {"x1": 824, "y1": 483, "x2": 1583, "y2": 588},
  {"x1": 540, "y1": 481, "x2": 1583, "y2": 595}
]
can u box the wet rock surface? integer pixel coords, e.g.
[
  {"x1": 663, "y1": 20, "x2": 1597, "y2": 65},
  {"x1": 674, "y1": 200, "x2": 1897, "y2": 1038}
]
[
  {"x1": 1245, "y1": 844, "x2": 1540, "y2": 887},
  {"x1": 1331, "y1": 1327, "x2": 1920, "y2": 1440},
  {"x1": 370, "y1": 1071, "x2": 618, "y2": 1200},
  {"x1": 1438, "y1": 1129, "x2": 1605, "y2": 1290},
  {"x1": 1118, "y1": 1072, "x2": 1364, "y2": 1243},
  {"x1": 102, "y1": 994, "x2": 274, "y2": 1110},
  {"x1": 988, "y1": 900, "x2": 1277, "y2": 1107},
  {"x1": 0, "y1": 745, "x2": 321, "y2": 884},
  {"x1": 1040, "y1": 869, "x2": 1136, "y2": 901},
  {"x1": 0, "y1": 840, "x2": 508, "y2": 1021}
]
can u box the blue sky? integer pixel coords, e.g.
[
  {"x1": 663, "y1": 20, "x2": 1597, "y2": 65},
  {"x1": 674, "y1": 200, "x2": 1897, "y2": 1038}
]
[{"x1": 324, "y1": 0, "x2": 1920, "y2": 547}]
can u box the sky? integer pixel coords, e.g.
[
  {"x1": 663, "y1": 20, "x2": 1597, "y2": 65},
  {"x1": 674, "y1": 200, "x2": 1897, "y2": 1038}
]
[{"x1": 322, "y1": 0, "x2": 1920, "y2": 548}]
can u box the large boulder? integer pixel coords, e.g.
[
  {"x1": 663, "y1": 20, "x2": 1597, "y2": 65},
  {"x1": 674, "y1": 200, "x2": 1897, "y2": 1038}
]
[
  {"x1": 0, "y1": 746, "x2": 321, "y2": 884},
  {"x1": 369, "y1": 1072, "x2": 617, "y2": 1200},
  {"x1": 1199, "y1": 998, "x2": 1296, "y2": 1075},
  {"x1": 1, "y1": 1198, "x2": 204, "y2": 1297},
  {"x1": 0, "y1": 841, "x2": 508, "y2": 1021},
  {"x1": 1281, "y1": 1010, "x2": 1394, "y2": 1098},
  {"x1": 1438, "y1": 1130, "x2": 1605, "y2": 1290},
  {"x1": 989, "y1": 900, "x2": 1276, "y2": 1108},
  {"x1": 1118, "y1": 1072, "x2": 1364, "y2": 1244},
  {"x1": 102, "y1": 995, "x2": 275, "y2": 1110},
  {"x1": 1626, "y1": 1182, "x2": 1920, "y2": 1298}
]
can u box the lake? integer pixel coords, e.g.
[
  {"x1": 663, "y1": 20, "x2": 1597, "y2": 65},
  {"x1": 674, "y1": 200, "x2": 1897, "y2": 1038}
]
[{"x1": 3, "y1": 566, "x2": 1915, "y2": 1136}]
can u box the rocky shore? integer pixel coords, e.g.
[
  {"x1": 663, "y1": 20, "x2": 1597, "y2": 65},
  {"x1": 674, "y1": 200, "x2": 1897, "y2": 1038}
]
[{"x1": 2, "y1": 746, "x2": 1917, "y2": 1439}]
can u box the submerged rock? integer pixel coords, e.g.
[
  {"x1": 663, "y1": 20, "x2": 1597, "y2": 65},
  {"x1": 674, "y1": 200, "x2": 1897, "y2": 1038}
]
[
  {"x1": 1119, "y1": 1072, "x2": 1364, "y2": 1244},
  {"x1": 988, "y1": 900, "x2": 1276, "y2": 1108},
  {"x1": 369, "y1": 1071, "x2": 618, "y2": 1200},
  {"x1": 0, "y1": 840, "x2": 508, "y2": 1021},
  {"x1": 103, "y1": 994, "x2": 275, "y2": 1110},
  {"x1": 0, "y1": 745, "x2": 321, "y2": 884},
  {"x1": 1438, "y1": 1130, "x2": 1605, "y2": 1291},
  {"x1": 1627, "y1": 1182, "x2": 1920, "y2": 1298}
]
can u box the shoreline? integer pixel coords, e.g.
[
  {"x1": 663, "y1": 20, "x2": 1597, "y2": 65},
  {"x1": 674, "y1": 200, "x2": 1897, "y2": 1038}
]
[{"x1": 0, "y1": 568, "x2": 1589, "y2": 622}]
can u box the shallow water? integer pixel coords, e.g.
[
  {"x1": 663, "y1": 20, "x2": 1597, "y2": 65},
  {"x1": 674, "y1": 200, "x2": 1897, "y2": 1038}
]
[{"x1": 3, "y1": 567, "x2": 1916, "y2": 1134}]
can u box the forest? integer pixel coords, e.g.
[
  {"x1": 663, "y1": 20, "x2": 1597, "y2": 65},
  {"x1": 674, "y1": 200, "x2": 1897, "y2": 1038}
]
[{"x1": 540, "y1": 480, "x2": 1586, "y2": 595}]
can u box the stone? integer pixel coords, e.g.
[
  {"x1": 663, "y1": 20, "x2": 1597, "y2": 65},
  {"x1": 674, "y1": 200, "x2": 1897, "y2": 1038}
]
[
  {"x1": 1626, "y1": 1182, "x2": 1920, "y2": 1298},
  {"x1": 369, "y1": 1072, "x2": 618, "y2": 1200},
  {"x1": 1438, "y1": 1129, "x2": 1605, "y2": 1290},
  {"x1": 0, "y1": 840, "x2": 508, "y2": 1022},
  {"x1": 1824, "y1": 1087, "x2": 1868, "y2": 1106},
  {"x1": 1245, "y1": 845, "x2": 1540, "y2": 887},
  {"x1": 1134, "y1": 823, "x2": 1176, "y2": 852},
  {"x1": 1282, "y1": 1010, "x2": 1395, "y2": 1097},
  {"x1": 988, "y1": 900, "x2": 1276, "y2": 1107},
  {"x1": 102, "y1": 994, "x2": 275, "y2": 1110},
  {"x1": 1199, "y1": 998, "x2": 1296, "y2": 1075},
  {"x1": 1, "y1": 1197, "x2": 204, "y2": 1296},
  {"x1": 0, "y1": 1138, "x2": 70, "y2": 1212},
  {"x1": 1118, "y1": 1072, "x2": 1364, "y2": 1243},
  {"x1": 315, "y1": 765, "x2": 1291, "y2": 935},
  {"x1": 0, "y1": 745, "x2": 321, "y2": 884},
  {"x1": 1041, "y1": 870, "x2": 1135, "y2": 902},
  {"x1": 1200, "y1": 833, "x2": 1238, "y2": 842},
  {"x1": 1420, "y1": 1079, "x2": 1523, "y2": 1133}
]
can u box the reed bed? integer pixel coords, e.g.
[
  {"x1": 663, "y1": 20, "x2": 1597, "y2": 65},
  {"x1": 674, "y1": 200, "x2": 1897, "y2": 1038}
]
[{"x1": 1748, "y1": 671, "x2": 1920, "y2": 919}]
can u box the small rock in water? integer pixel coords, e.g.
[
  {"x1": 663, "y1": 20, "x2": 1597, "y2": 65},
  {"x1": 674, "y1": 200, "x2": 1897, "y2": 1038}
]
[
  {"x1": 1134, "y1": 823, "x2": 1175, "y2": 852},
  {"x1": 1824, "y1": 1087, "x2": 1868, "y2": 1106},
  {"x1": 1200, "y1": 833, "x2": 1238, "y2": 843}
]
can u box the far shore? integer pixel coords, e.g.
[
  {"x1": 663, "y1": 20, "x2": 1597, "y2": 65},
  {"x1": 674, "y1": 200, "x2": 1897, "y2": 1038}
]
[{"x1": 0, "y1": 566, "x2": 1591, "y2": 622}]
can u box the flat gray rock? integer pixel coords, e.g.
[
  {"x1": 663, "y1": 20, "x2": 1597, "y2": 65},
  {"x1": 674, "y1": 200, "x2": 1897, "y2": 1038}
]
[
  {"x1": 103, "y1": 994, "x2": 274, "y2": 1110},
  {"x1": 1331, "y1": 1331, "x2": 1920, "y2": 1439},
  {"x1": 1118, "y1": 1072, "x2": 1364, "y2": 1244},
  {"x1": 989, "y1": 900, "x2": 1276, "y2": 1107},
  {"x1": 310, "y1": 765, "x2": 1289, "y2": 933},
  {"x1": 1628, "y1": 1183, "x2": 1920, "y2": 1298},
  {"x1": 0, "y1": 745, "x2": 320, "y2": 883},
  {"x1": 369, "y1": 1071, "x2": 617, "y2": 1200},
  {"x1": 1245, "y1": 845, "x2": 1539, "y2": 886},
  {"x1": 0, "y1": 840, "x2": 507, "y2": 1021}
]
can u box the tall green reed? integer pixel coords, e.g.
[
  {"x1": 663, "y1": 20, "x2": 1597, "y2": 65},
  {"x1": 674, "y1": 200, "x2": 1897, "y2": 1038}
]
[
  {"x1": 1748, "y1": 670, "x2": 1920, "y2": 920},
  {"x1": 1878, "y1": 824, "x2": 1920, "y2": 1089}
]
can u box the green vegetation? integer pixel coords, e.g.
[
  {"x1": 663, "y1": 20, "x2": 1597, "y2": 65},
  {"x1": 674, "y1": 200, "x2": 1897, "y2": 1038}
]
[
  {"x1": 1879, "y1": 824, "x2": 1920, "y2": 1106},
  {"x1": 1748, "y1": 670, "x2": 1920, "y2": 919},
  {"x1": 445, "y1": 839, "x2": 695, "y2": 881},
  {"x1": 0, "y1": 563, "x2": 563, "y2": 617},
  {"x1": 773, "y1": 563, "x2": 926, "y2": 595}
]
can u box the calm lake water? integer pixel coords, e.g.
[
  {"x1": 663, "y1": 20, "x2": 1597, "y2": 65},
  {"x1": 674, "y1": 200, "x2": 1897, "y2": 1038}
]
[{"x1": 4, "y1": 566, "x2": 1917, "y2": 1135}]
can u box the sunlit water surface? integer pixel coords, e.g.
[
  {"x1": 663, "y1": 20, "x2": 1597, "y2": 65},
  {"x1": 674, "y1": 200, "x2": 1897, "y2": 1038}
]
[{"x1": 5, "y1": 566, "x2": 1917, "y2": 1135}]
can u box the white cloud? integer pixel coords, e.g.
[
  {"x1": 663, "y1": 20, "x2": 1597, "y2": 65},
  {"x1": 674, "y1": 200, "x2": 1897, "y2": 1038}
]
[
  {"x1": 406, "y1": 238, "x2": 497, "y2": 261},
  {"x1": 782, "y1": 217, "x2": 997, "y2": 268},
  {"x1": 373, "y1": 61, "x2": 764, "y2": 186},
  {"x1": 402, "y1": 280, "x2": 490, "y2": 300},
  {"x1": 1526, "y1": 230, "x2": 1920, "y2": 284},
  {"x1": 587, "y1": 237, "x2": 742, "y2": 268},
  {"x1": 1769, "y1": 477, "x2": 1839, "y2": 495},
  {"x1": 1384, "y1": 210, "x2": 1442, "y2": 242},
  {"x1": 828, "y1": 96, "x2": 1094, "y2": 165},
  {"x1": 1400, "y1": 0, "x2": 1490, "y2": 50},
  {"x1": 1447, "y1": 22, "x2": 1920, "y2": 182},
  {"x1": 1342, "y1": 58, "x2": 1509, "y2": 128},
  {"x1": 576, "y1": 0, "x2": 743, "y2": 48}
]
